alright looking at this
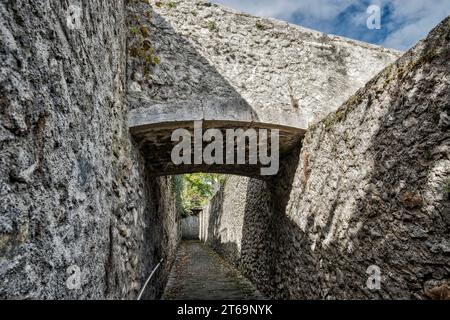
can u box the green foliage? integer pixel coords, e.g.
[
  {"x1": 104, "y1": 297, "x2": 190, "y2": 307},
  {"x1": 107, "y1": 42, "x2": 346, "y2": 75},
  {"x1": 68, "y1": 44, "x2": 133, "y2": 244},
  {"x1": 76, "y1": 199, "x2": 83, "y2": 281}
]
[
  {"x1": 128, "y1": 4, "x2": 160, "y2": 78},
  {"x1": 208, "y1": 21, "x2": 218, "y2": 33},
  {"x1": 175, "y1": 173, "x2": 226, "y2": 217},
  {"x1": 255, "y1": 20, "x2": 265, "y2": 30},
  {"x1": 167, "y1": 1, "x2": 175, "y2": 9}
]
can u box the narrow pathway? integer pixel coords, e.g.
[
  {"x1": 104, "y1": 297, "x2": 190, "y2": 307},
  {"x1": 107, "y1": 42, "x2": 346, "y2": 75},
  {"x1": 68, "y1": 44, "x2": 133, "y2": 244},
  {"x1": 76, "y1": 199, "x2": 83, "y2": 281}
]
[{"x1": 163, "y1": 241, "x2": 263, "y2": 300}]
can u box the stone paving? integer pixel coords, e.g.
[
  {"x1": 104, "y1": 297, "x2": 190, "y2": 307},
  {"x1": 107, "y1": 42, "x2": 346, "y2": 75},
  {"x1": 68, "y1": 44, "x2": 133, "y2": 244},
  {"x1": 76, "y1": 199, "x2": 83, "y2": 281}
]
[{"x1": 162, "y1": 241, "x2": 264, "y2": 300}]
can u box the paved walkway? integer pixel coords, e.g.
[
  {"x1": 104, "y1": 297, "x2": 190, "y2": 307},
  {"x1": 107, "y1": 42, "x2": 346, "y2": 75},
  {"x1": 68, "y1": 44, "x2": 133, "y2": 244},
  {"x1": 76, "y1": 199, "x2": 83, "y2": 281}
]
[{"x1": 162, "y1": 241, "x2": 263, "y2": 300}]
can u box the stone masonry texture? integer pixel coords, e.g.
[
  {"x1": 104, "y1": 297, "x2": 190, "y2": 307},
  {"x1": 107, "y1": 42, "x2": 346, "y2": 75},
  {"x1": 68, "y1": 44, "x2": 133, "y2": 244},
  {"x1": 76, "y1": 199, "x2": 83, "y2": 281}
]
[
  {"x1": 163, "y1": 241, "x2": 263, "y2": 300},
  {"x1": 202, "y1": 17, "x2": 450, "y2": 300},
  {"x1": 1, "y1": 0, "x2": 448, "y2": 300},
  {"x1": 127, "y1": 0, "x2": 400, "y2": 130},
  {"x1": 125, "y1": 0, "x2": 400, "y2": 177},
  {"x1": 181, "y1": 215, "x2": 199, "y2": 240},
  {"x1": 0, "y1": 1, "x2": 179, "y2": 299}
]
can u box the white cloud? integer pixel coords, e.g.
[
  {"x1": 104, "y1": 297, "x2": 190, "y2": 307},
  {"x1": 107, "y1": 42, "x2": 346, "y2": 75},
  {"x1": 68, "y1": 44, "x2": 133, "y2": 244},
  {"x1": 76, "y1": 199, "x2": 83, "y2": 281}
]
[
  {"x1": 212, "y1": 0, "x2": 358, "y2": 21},
  {"x1": 212, "y1": 0, "x2": 450, "y2": 50},
  {"x1": 382, "y1": 0, "x2": 450, "y2": 50}
]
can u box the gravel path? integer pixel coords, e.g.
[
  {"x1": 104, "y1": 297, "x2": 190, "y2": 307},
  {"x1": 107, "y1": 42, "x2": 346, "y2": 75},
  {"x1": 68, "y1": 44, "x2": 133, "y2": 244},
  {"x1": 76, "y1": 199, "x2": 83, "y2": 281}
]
[{"x1": 163, "y1": 241, "x2": 264, "y2": 300}]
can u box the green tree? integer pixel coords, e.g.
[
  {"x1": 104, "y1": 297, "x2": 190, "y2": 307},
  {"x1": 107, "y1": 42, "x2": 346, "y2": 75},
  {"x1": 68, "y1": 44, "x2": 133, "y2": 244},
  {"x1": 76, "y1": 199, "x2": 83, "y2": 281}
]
[{"x1": 175, "y1": 173, "x2": 226, "y2": 217}]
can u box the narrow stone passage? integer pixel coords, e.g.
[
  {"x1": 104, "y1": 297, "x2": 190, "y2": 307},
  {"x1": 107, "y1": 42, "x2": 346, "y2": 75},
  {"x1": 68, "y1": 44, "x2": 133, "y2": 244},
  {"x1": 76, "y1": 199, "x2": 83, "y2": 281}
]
[{"x1": 163, "y1": 241, "x2": 263, "y2": 300}]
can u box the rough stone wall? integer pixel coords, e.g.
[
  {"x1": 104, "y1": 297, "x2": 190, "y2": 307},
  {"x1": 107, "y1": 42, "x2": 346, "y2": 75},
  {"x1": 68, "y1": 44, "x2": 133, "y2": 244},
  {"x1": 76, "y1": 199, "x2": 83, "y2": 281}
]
[
  {"x1": 0, "y1": 0, "x2": 179, "y2": 299},
  {"x1": 127, "y1": 0, "x2": 400, "y2": 130},
  {"x1": 202, "y1": 18, "x2": 450, "y2": 299}
]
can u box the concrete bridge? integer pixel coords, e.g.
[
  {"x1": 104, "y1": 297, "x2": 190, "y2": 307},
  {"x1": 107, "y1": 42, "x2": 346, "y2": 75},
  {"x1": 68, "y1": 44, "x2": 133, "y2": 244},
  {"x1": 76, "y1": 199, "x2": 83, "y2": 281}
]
[{"x1": 127, "y1": 0, "x2": 400, "y2": 177}]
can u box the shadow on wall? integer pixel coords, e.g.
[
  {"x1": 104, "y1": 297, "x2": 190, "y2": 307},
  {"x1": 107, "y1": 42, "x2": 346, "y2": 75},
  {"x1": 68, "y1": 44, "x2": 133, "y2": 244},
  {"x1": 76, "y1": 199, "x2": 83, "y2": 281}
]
[
  {"x1": 204, "y1": 17, "x2": 450, "y2": 300},
  {"x1": 239, "y1": 143, "x2": 313, "y2": 299},
  {"x1": 128, "y1": 7, "x2": 260, "y2": 115},
  {"x1": 181, "y1": 215, "x2": 199, "y2": 240},
  {"x1": 349, "y1": 31, "x2": 450, "y2": 299},
  {"x1": 138, "y1": 175, "x2": 181, "y2": 300},
  {"x1": 127, "y1": 7, "x2": 288, "y2": 176}
]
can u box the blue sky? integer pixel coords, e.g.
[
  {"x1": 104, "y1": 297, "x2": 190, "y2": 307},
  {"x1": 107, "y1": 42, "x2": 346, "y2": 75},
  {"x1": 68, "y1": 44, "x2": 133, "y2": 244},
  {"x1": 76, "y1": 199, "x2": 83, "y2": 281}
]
[{"x1": 211, "y1": 0, "x2": 450, "y2": 51}]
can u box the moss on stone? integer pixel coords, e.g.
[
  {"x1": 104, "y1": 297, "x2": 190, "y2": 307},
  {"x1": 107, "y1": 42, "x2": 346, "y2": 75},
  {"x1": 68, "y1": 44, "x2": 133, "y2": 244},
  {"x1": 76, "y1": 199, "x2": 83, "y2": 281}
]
[
  {"x1": 321, "y1": 94, "x2": 361, "y2": 131},
  {"x1": 255, "y1": 20, "x2": 265, "y2": 30},
  {"x1": 208, "y1": 21, "x2": 218, "y2": 33},
  {"x1": 167, "y1": 1, "x2": 175, "y2": 9}
]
